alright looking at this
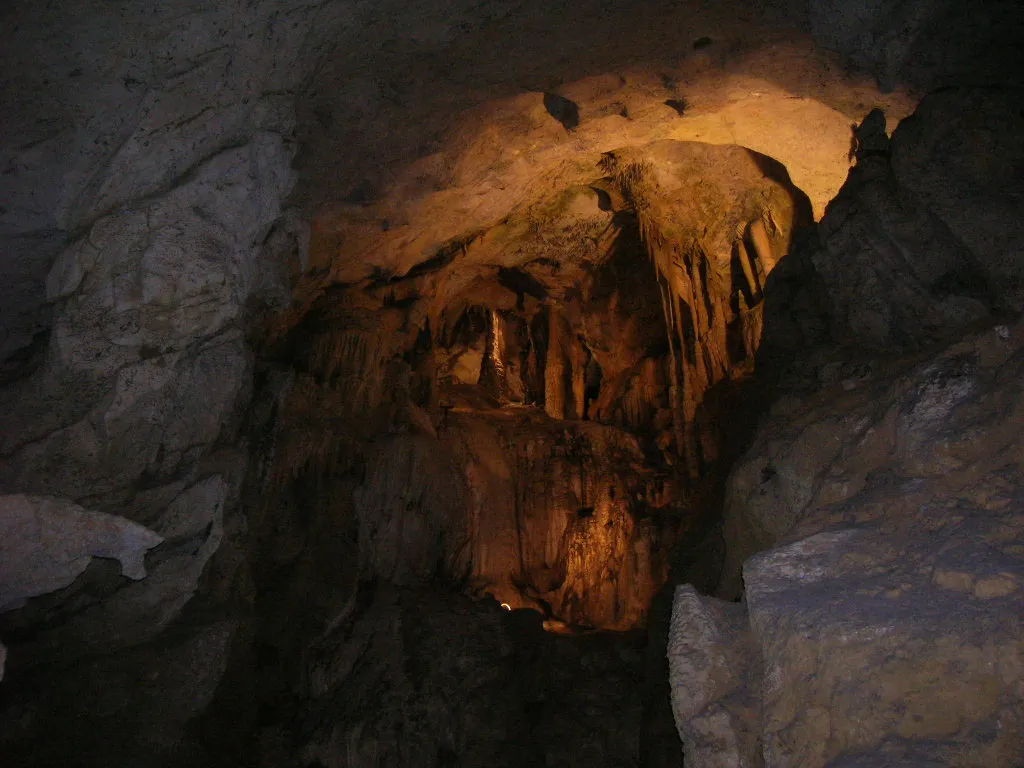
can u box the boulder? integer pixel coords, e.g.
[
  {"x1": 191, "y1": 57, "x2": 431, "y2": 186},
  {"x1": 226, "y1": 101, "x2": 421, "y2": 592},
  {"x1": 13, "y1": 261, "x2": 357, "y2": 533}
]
[
  {"x1": 684, "y1": 320, "x2": 1024, "y2": 767},
  {"x1": 667, "y1": 586, "x2": 762, "y2": 767}
]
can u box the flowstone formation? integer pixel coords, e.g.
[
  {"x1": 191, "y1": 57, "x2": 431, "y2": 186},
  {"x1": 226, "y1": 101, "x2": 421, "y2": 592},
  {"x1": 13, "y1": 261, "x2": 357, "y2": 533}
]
[{"x1": 261, "y1": 140, "x2": 811, "y2": 632}]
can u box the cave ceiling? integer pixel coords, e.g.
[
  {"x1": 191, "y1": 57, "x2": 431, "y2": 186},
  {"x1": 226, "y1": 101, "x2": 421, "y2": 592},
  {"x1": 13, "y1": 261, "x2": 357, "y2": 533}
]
[{"x1": 289, "y1": 0, "x2": 915, "y2": 299}]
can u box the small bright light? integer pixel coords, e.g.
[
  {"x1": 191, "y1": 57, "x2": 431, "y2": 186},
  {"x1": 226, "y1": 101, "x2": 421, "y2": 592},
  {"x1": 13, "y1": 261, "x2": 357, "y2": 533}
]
[{"x1": 501, "y1": 603, "x2": 511, "y2": 611}]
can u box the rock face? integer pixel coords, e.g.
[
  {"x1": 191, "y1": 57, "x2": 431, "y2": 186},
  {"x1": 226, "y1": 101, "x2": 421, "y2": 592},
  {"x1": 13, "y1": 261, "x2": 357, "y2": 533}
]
[
  {"x1": 671, "y1": 316, "x2": 1024, "y2": 767},
  {"x1": 809, "y1": 0, "x2": 1024, "y2": 91},
  {"x1": 0, "y1": 494, "x2": 162, "y2": 611},
  {"x1": 670, "y1": 88, "x2": 1024, "y2": 768},
  {"x1": 603, "y1": 142, "x2": 813, "y2": 474},
  {"x1": 2, "y1": 0, "x2": 1023, "y2": 766},
  {"x1": 782, "y1": 89, "x2": 1024, "y2": 354},
  {"x1": 261, "y1": 140, "x2": 811, "y2": 632},
  {"x1": 299, "y1": 585, "x2": 670, "y2": 768},
  {"x1": 668, "y1": 586, "x2": 762, "y2": 768},
  {"x1": 0, "y1": 0, "x2": 335, "y2": 647},
  {"x1": 0, "y1": 0, "x2": 338, "y2": 376},
  {"x1": 0, "y1": 0, "x2": 341, "y2": 760}
]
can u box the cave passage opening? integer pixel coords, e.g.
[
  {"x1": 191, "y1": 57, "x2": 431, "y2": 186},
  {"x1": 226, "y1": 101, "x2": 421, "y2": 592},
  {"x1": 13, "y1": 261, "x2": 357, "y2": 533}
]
[{"x1": 265, "y1": 138, "x2": 814, "y2": 633}]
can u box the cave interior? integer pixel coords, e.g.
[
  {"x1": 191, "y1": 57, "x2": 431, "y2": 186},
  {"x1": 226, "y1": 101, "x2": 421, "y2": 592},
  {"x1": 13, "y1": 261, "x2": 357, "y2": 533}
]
[{"x1": 1, "y1": 0, "x2": 1023, "y2": 766}]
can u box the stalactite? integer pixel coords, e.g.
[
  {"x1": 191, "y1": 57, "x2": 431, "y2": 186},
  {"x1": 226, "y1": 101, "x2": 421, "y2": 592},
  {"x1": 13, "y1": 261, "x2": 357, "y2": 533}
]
[
  {"x1": 479, "y1": 308, "x2": 508, "y2": 400},
  {"x1": 570, "y1": 336, "x2": 587, "y2": 420},
  {"x1": 747, "y1": 217, "x2": 777, "y2": 275},
  {"x1": 735, "y1": 238, "x2": 760, "y2": 304},
  {"x1": 656, "y1": 270, "x2": 687, "y2": 464},
  {"x1": 605, "y1": 151, "x2": 795, "y2": 481},
  {"x1": 544, "y1": 309, "x2": 567, "y2": 420},
  {"x1": 308, "y1": 328, "x2": 395, "y2": 413}
]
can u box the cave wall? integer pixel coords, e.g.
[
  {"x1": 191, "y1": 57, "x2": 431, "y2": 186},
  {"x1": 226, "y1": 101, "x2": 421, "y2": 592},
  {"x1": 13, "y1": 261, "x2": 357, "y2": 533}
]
[
  {"x1": 0, "y1": 0, "x2": 344, "y2": 759},
  {"x1": 669, "y1": 88, "x2": 1024, "y2": 768},
  {"x1": 255, "y1": 139, "x2": 812, "y2": 636}
]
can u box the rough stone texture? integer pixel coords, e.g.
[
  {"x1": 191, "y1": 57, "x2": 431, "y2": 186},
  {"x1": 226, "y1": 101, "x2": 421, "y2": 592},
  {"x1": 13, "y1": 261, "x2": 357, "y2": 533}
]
[
  {"x1": 3, "y1": 0, "x2": 1023, "y2": 766},
  {"x1": 746, "y1": 522, "x2": 1022, "y2": 767},
  {"x1": 261, "y1": 140, "x2": 814, "y2": 631},
  {"x1": 604, "y1": 142, "x2": 813, "y2": 473},
  {"x1": 668, "y1": 586, "x2": 762, "y2": 767},
  {"x1": 1, "y1": 134, "x2": 292, "y2": 493},
  {"x1": 770, "y1": 87, "x2": 1024, "y2": 360},
  {"x1": 0, "y1": 618, "x2": 237, "y2": 767},
  {"x1": 680, "y1": 320, "x2": 1024, "y2": 767},
  {"x1": 0, "y1": 494, "x2": 163, "y2": 611},
  {"x1": 0, "y1": 1, "x2": 340, "y2": 762},
  {"x1": 891, "y1": 87, "x2": 1024, "y2": 308},
  {"x1": 809, "y1": 0, "x2": 1024, "y2": 92},
  {"x1": 0, "y1": 0, "x2": 336, "y2": 665},
  {"x1": 804, "y1": 103, "x2": 995, "y2": 352},
  {"x1": 0, "y1": 0, "x2": 340, "y2": 374}
]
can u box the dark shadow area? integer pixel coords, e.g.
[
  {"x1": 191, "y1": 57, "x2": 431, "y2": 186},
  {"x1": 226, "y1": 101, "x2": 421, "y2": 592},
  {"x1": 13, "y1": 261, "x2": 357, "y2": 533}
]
[
  {"x1": 664, "y1": 98, "x2": 687, "y2": 116},
  {"x1": 542, "y1": 91, "x2": 580, "y2": 130}
]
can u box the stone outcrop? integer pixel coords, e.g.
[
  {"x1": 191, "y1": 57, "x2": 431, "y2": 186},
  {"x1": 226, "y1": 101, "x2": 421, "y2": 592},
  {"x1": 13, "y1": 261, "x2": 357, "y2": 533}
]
[
  {"x1": 0, "y1": 0, "x2": 339, "y2": 377},
  {"x1": 668, "y1": 586, "x2": 762, "y2": 768},
  {"x1": 768, "y1": 88, "x2": 1023, "y2": 356},
  {"x1": 891, "y1": 87, "x2": 1024, "y2": 308},
  {"x1": 0, "y1": 494, "x2": 162, "y2": 611},
  {"x1": 2, "y1": 0, "x2": 1023, "y2": 765},
  {"x1": 0, "y1": 0, "x2": 338, "y2": 664},
  {"x1": 672, "y1": 319, "x2": 1024, "y2": 766},
  {"x1": 0, "y1": 618, "x2": 237, "y2": 766},
  {"x1": 669, "y1": 89, "x2": 1024, "y2": 767},
  {"x1": 0, "y1": 0, "x2": 342, "y2": 759}
]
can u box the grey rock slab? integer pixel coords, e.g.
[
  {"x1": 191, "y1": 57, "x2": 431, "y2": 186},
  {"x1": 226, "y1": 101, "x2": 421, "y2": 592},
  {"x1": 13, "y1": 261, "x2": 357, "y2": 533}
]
[
  {"x1": 744, "y1": 522, "x2": 1024, "y2": 767},
  {"x1": 668, "y1": 585, "x2": 763, "y2": 767},
  {"x1": 0, "y1": 494, "x2": 163, "y2": 612}
]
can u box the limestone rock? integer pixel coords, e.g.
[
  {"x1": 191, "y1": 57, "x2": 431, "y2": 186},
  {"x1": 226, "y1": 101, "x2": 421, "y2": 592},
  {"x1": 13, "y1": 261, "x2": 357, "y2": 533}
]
[
  {"x1": 809, "y1": 110, "x2": 991, "y2": 352},
  {"x1": 354, "y1": 431, "x2": 470, "y2": 585},
  {"x1": 349, "y1": 411, "x2": 674, "y2": 630},
  {"x1": 809, "y1": 0, "x2": 1024, "y2": 91},
  {"x1": 0, "y1": 494, "x2": 163, "y2": 612},
  {"x1": 891, "y1": 86, "x2": 1024, "y2": 309},
  {"x1": 668, "y1": 585, "x2": 762, "y2": 767},
  {"x1": 706, "y1": 320, "x2": 1024, "y2": 766},
  {"x1": 0, "y1": 0, "x2": 339, "y2": 374},
  {"x1": 745, "y1": 522, "x2": 1023, "y2": 767},
  {"x1": 300, "y1": 584, "x2": 663, "y2": 768},
  {"x1": 794, "y1": 90, "x2": 1024, "y2": 355},
  {"x1": 603, "y1": 141, "x2": 814, "y2": 474},
  {"x1": 0, "y1": 618, "x2": 237, "y2": 766}
]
